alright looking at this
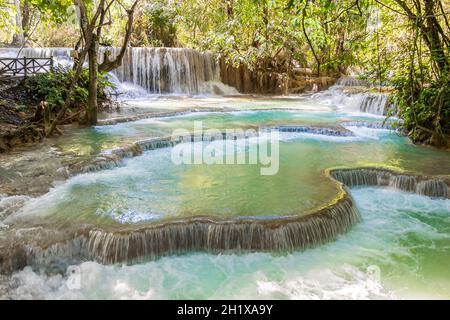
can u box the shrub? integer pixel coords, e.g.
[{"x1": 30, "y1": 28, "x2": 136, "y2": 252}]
[
  {"x1": 24, "y1": 69, "x2": 113, "y2": 114},
  {"x1": 393, "y1": 74, "x2": 450, "y2": 146}
]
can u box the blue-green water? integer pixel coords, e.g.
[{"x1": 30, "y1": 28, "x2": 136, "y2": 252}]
[
  {"x1": 2, "y1": 95, "x2": 450, "y2": 299},
  {"x1": 6, "y1": 188, "x2": 450, "y2": 299},
  {"x1": 11, "y1": 111, "x2": 449, "y2": 226},
  {"x1": 57, "y1": 100, "x2": 389, "y2": 156}
]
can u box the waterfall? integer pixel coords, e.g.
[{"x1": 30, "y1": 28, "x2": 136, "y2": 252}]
[
  {"x1": 335, "y1": 77, "x2": 370, "y2": 87},
  {"x1": 340, "y1": 121, "x2": 399, "y2": 130},
  {"x1": 0, "y1": 195, "x2": 360, "y2": 272},
  {"x1": 313, "y1": 85, "x2": 391, "y2": 116},
  {"x1": 0, "y1": 47, "x2": 238, "y2": 95},
  {"x1": 359, "y1": 93, "x2": 389, "y2": 115},
  {"x1": 86, "y1": 197, "x2": 359, "y2": 264},
  {"x1": 101, "y1": 47, "x2": 238, "y2": 95},
  {"x1": 312, "y1": 76, "x2": 395, "y2": 116},
  {"x1": 275, "y1": 126, "x2": 354, "y2": 137},
  {"x1": 16, "y1": 47, "x2": 73, "y2": 68},
  {"x1": 331, "y1": 168, "x2": 449, "y2": 198}
]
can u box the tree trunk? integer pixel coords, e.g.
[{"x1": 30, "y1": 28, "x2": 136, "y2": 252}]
[
  {"x1": 12, "y1": 0, "x2": 24, "y2": 46},
  {"x1": 393, "y1": 0, "x2": 449, "y2": 77},
  {"x1": 87, "y1": 33, "x2": 99, "y2": 125},
  {"x1": 423, "y1": 0, "x2": 449, "y2": 75},
  {"x1": 21, "y1": 2, "x2": 32, "y2": 39}
]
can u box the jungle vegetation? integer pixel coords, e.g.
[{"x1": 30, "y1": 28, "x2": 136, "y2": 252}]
[{"x1": 0, "y1": 0, "x2": 449, "y2": 146}]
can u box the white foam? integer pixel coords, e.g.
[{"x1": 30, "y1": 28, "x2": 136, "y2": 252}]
[
  {"x1": 254, "y1": 265, "x2": 392, "y2": 300},
  {"x1": 2, "y1": 261, "x2": 393, "y2": 300},
  {"x1": 3, "y1": 188, "x2": 449, "y2": 299},
  {"x1": 95, "y1": 208, "x2": 162, "y2": 224},
  {"x1": 312, "y1": 86, "x2": 390, "y2": 116},
  {"x1": 0, "y1": 194, "x2": 31, "y2": 221}
]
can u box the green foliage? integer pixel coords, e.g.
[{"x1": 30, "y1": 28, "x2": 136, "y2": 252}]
[
  {"x1": 132, "y1": 1, "x2": 178, "y2": 47},
  {"x1": 171, "y1": 0, "x2": 369, "y2": 74},
  {"x1": 393, "y1": 73, "x2": 450, "y2": 145},
  {"x1": 0, "y1": 0, "x2": 13, "y2": 29},
  {"x1": 24, "y1": 70, "x2": 113, "y2": 112},
  {"x1": 27, "y1": 0, "x2": 73, "y2": 24}
]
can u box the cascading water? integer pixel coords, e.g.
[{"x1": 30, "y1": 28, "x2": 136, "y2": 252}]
[
  {"x1": 103, "y1": 47, "x2": 238, "y2": 95},
  {"x1": 2, "y1": 47, "x2": 450, "y2": 300},
  {"x1": 313, "y1": 78, "x2": 392, "y2": 116},
  {"x1": 15, "y1": 47, "x2": 73, "y2": 68},
  {"x1": 0, "y1": 47, "x2": 238, "y2": 96},
  {"x1": 335, "y1": 76, "x2": 370, "y2": 87},
  {"x1": 331, "y1": 168, "x2": 449, "y2": 198},
  {"x1": 358, "y1": 93, "x2": 389, "y2": 114}
]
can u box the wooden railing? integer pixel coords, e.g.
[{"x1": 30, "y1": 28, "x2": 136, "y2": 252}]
[{"x1": 0, "y1": 57, "x2": 54, "y2": 80}]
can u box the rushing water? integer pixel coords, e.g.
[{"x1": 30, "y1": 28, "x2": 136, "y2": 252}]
[
  {"x1": 3, "y1": 188, "x2": 450, "y2": 299},
  {"x1": 0, "y1": 48, "x2": 449, "y2": 299},
  {"x1": 2, "y1": 91, "x2": 449, "y2": 299},
  {"x1": 0, "y1": 47, "x2": 238, "y2": 95},
  {"x1": 7, "y1": 121, "x2": 449, "y2": 228},
  {"x1": 105, "y1": 47, "x2": 239, "y2": 95}
]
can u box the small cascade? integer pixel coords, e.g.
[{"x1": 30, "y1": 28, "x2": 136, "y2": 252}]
[
  {"x1": 331, "y1": 169, "x2": 379, "y2": 187},
  {"x1": 416, "y1": 180, "x2": 449, "y2": 198},
  {"x1": 389, "y1": 175, "x2": 417, "y2": 192},
  {"x1": 335, "y1": 77, "x2": 370, "y2": 87},
  {"x1": 2, "y1": 195, "x2": 359, "y2": 270},
  {"x1": 86, "y1": 197, "x2": 359, "y2": 264},
  {"x1": 359, "y1": 93, "x2": 389, "y2": 115},
  {"x1": 331, "y1": 168, "x2": 449, "y2": 198},
  {"x1": 341, "y1": 121, "x2": 399, "y2": 130},
  {"x1": 313, "y1": 76, "x2": 393, "y2": 116},
  {"x1": 318, "y1": 89, "x2": 389, "y2": 116},
  {"x1": 275, "y1": 126, "x2": 354, "y2": 137}
]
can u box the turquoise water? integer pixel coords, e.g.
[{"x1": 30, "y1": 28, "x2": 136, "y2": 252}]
[
  {"x1": 7, "y1": 188, "x2": 450, "y2": 299},
  {"x1": 11, "y1": 122, "x2": 450, "y2": 226},
  {"x1": 2, "y1": 94, "x2": 450, "y2": 299},
  {"x1": 56, "y1": 110, "x2": 385, "y2": 156}
]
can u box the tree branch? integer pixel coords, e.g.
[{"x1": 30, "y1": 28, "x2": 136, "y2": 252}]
[{"x1": 99, "y1": 0, "x2": 140, "y2": 73}]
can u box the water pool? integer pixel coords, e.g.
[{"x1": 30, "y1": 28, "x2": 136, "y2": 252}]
[
  {"x1": 5, "y1": 188, "x2": 450, "y2": 299},
  {"x1": 1, "y1": 90, "x2": 449, "y2": 300}
]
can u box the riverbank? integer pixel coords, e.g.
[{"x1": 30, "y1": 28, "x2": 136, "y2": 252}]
[{"x1": 0, "y1": 80, "x2": 43, "y2": 153}]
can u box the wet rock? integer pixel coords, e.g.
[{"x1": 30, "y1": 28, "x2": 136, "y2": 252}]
[{"x1": 0, "y1": 195, "x2": 30, "y2": 221}]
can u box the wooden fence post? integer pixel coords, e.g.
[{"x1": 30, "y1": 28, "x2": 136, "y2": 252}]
[{"x1": 24, "y1": 57, "x2": 28, "y2": 78}]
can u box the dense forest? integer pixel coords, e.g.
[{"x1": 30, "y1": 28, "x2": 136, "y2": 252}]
[{"x1": 0, "y1": 0, "x2": 449, "y2": 146}]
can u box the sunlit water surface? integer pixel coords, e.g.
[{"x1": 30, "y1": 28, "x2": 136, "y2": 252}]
[
  {"x1": 2, "y1": 94, "x2": 450, "y2": 300},
  {"x1": 5, "y1": 188, "x2": 450, "y2": 299}
]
